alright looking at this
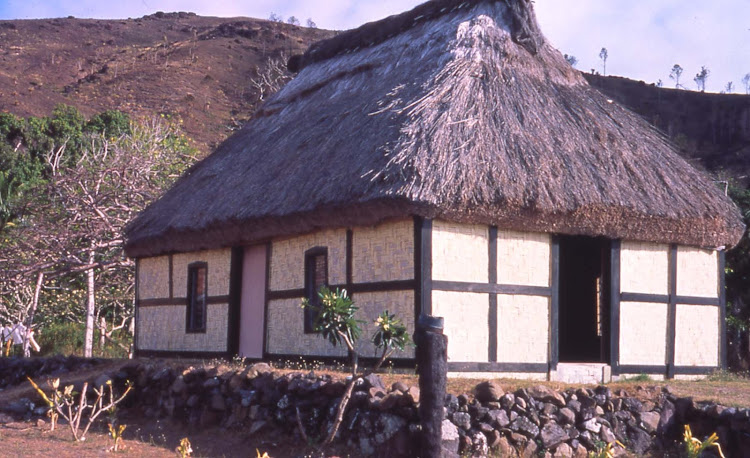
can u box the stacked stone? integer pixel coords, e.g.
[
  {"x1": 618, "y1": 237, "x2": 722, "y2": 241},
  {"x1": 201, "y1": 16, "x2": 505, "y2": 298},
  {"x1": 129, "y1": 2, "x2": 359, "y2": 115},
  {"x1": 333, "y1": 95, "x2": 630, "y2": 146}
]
[{"x1": 3, "y1": 357, "x2": 750, "y2": 456}]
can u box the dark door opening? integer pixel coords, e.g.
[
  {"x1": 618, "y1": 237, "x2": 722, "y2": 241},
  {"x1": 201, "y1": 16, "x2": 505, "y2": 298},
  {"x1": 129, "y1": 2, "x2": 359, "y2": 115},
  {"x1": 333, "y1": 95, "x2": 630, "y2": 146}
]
[{"x1": 558, "y1": 236, "x2": 611, "y2": 363}]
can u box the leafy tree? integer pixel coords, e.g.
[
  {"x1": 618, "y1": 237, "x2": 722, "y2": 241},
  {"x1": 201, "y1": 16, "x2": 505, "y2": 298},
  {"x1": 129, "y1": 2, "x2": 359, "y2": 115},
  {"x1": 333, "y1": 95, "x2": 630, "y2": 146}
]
[
  {"x1": 724, "y1": 82, "x2": 734, "y2": 94},
  {"x1": 85, "y1": 110, "x2": 131, "y2": 138},
  {"x1": 287, "y1": 16, "x2": 300, "y2": 26},
  {"x1": 599, "y1": 47, "x2": 608, "y2": 76},
  {"x1": 669, "y1": 64, "x2": 684, "y2": 88},
  {"x1": 306, "y1": 18, "x2": 317, "y2": 29},
  {"x1": 268, "y1": 13, "x2": 283, "y2": 22},
  {"x1": 694, "y1": 66, "x2": 710, "y2": 92},
  {"x1": 742, "y1": 73, "x2": 750, "y2": 95}
]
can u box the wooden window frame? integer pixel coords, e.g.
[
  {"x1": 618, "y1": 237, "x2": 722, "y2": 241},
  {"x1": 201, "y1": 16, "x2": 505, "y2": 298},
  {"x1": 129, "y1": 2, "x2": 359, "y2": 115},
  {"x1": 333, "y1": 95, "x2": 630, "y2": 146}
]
[
  {"x1": 304, "y1": 247, "x2": 328, "y2": 334},
  {"x1": 186, "y1": 262, "x2": 208, "y2": 333}
]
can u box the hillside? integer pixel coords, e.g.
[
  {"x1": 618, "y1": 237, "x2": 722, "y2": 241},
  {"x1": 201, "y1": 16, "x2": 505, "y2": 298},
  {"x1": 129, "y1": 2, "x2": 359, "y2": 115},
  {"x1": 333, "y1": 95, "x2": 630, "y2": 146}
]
[
  {"x1": 585, "y1": 74, "x2": 750, "y2": 184},
  {"x1": 0, "y1": 12, "x2": 333, "y2": 153}
]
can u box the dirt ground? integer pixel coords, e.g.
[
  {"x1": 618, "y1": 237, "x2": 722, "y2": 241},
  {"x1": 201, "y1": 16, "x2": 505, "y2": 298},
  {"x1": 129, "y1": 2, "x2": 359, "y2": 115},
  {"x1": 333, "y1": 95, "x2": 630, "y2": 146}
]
[{"x1": 2, "y1": 359, "x2": 749, "y2": 457}]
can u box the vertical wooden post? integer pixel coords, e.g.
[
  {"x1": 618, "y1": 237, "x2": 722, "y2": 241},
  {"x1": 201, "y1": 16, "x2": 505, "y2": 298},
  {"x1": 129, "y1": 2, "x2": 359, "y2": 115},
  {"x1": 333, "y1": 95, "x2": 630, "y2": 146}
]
[{"x1": 416, "y1": 315, "x2": 447, "y2": 458}]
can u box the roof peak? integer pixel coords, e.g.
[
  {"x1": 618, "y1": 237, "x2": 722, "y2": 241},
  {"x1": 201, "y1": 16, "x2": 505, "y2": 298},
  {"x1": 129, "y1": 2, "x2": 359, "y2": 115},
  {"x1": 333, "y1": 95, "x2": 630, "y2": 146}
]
[{"x1": 288, "y1": 0, "x2": 543, "y2": 73}]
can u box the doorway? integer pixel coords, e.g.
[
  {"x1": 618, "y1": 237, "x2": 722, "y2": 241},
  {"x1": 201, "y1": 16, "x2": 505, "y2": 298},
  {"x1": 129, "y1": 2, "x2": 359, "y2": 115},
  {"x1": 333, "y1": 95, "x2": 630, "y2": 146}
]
[
  {"x1": 238, "y1": 244, "x2": 266, "y2": 358},
  {"x1": 558, "y1": 236, "x2": 611, "y2": 363}
]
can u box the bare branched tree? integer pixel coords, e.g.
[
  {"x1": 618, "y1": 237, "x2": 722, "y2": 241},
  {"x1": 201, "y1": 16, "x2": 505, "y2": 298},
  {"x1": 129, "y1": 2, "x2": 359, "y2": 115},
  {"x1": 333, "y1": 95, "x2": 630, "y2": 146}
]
[{"x1": 249, "y1": 53, "x2": 292, "y2": 102}]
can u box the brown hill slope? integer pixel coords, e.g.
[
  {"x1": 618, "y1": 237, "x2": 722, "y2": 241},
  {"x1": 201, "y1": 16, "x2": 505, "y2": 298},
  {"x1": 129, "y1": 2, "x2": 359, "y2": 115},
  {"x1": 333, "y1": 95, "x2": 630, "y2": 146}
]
[
  {"x1": 0, "y1": 13, "x2": 747, "y2": 182},
  {"x1": 0, "y1": 12, "x2": 333, "y2": 153},
  {"x1": 585, "y1": 74, "x2": 750, "y2": 183}
]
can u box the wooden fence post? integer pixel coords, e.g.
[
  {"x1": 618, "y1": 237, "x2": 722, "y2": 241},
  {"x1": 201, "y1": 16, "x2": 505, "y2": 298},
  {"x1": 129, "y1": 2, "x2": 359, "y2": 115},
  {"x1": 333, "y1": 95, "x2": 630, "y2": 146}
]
[{"x1": 416, "y1": 314, "x2": 448, "y2": 458}]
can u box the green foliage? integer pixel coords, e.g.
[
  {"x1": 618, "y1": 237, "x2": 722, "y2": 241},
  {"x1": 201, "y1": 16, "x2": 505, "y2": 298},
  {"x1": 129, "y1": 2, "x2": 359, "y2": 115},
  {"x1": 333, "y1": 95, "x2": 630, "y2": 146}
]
[
  {"x1": 35, "y1": 320, "x2": 131, "y2": 358},
  {"x1": 85, "y1": 110, "x2": 130, "y2": 138},
  {"x1": 36, "y1": 322, "x2": 86, "y2": 356},
  {"x1": 372, "y1": 310, "x2": 410, "y2": 352},
  {"x1": 726, "y1": 182, "x2": 750, "y2": 334},
  {"x1": 301, "y1": 287, "x2": 362, "y2": 349}
]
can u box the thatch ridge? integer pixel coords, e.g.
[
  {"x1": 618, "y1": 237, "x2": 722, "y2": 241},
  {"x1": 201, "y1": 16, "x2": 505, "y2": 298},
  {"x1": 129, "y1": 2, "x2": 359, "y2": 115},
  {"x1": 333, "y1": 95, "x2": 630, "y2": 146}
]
[
  {"x1": 288, "y1": 0, "x2": 543, "y2": 73},
  {"x1": 125, "y1": 0, "x2": 744, "y2": 258}
]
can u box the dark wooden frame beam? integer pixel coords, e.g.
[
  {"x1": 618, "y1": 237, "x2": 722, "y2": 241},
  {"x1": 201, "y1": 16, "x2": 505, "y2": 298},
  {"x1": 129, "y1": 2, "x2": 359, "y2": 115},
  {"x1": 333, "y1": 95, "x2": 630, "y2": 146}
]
[
  {"x1": 719, "y1": 250, "x2": 727, "y2": 370},
  {"x1": 488, "y1": 226, "x2": 498, "y2": 362},
  {"x1": 415, "y1": 217, "x2": 433, "y2": 317},
  {"x1": 447, "y1": 362, "x2": 549, "y2": 373},
  {"x1": 227, "y1": 247, "x2": 244, "y2": 356},
  {"x1": 610, "y1": 240, "x2": 621, "y2": 375},
  {"x1": 432, "y1": 281, "x2": 551, "y2": 296},
  {"x1": 550, "y1": 236, "x2": 560, "y2": 370},
  {"x1": 666, "y1": 244, "x2": 678, "y2": 379}
]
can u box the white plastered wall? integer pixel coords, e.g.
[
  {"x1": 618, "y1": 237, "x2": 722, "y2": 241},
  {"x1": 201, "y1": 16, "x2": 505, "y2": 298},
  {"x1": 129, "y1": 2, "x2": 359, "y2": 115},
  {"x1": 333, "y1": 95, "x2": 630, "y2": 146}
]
[
  {"x1": 674, "y1": 304, "x2": 719, "y2": 367},
  {"x1": 266, "y1": 298, "x2": 348, "y2": 357},
  {"x1": 497, "y1": 294, "x2": 549, "y2": 364},
  {"x1": 138, "y1": 256, "x2": 170, "y2": 300},
  {"x1": 269, "y1": 229, "x2": 347, "y2": 291},
  {"x1": 172, "y1": 249, "x2": 232, "y2": 298},
  {"x1": 497, "y1": 231, "x2": 550, "y2": 287},
  {"x1": 619, "y1": 301, "x2": 667, "y2": 366},
  {"x1": 354, "y1": 290, "x2": 415, "y2": 358},
  {"x1": 432, "y1": 220, "x2": 488, "y2": 283},
  {"x1": 620, "y1": 242, "x2": 669, "y2": 295},
  {"x1": 137, "y1": 304, "x2": 228, "y2": 352},
  {"x1": 352, "y1": 220, "x2": 414, "y2": 283},
  {"x1": 676, "y1": 247, "x2": 718, "y2": 298},
  {"x1": 432, "y1": 291, "x2": 489, "y2": 362}
]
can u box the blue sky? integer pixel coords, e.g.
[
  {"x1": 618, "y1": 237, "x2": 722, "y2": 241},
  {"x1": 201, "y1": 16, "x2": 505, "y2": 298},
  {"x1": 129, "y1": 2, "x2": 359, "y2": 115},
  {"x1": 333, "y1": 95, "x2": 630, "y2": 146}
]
[{"x1": 1, "y1": 0, "x2": 748, "y2": 93}]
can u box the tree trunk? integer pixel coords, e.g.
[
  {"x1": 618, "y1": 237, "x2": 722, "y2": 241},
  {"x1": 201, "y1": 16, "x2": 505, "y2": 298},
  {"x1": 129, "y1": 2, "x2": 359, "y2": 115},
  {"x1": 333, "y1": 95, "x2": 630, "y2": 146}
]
[
  {"x1": 84, "y1": 250, "x2": 95, "y2": 358},
  {"x1": 99, "y1": 316, "x2": 106, "y2": 350},
  {"x1": 23, "y1": 271, "x2": 44, "y2": 357}
]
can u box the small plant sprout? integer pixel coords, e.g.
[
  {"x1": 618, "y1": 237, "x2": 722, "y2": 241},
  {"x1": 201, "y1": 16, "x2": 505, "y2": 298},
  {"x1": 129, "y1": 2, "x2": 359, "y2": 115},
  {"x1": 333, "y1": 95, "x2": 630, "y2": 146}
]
[
  {"x1": 27, "y1": 376, "x2": 133, "y2": 442},
  {"x1": 27, "y1": 376, "x2": 58, "y2": 431},
  {"x1": 587, "y1": 440, "x2": 625, "y2": 458},
  {"x1": 682, "y1": 425, "x2": 725, "y2": 458},
  {"x1": 256, "y1": 450, "x2": 270, "y2": 458},
  {"x1": 108, "y1": 422, "x2": 127, "y2": 451},
  {"x1": 176, "y1": 437, "x2": 193, "y2": 457}
]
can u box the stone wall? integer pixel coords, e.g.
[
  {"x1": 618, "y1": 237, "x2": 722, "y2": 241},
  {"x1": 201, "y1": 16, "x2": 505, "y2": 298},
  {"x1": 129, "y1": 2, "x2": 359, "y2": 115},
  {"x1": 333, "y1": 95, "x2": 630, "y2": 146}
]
[{"x1": 4, "y1": 357, "x2": 749, "y2": 457}]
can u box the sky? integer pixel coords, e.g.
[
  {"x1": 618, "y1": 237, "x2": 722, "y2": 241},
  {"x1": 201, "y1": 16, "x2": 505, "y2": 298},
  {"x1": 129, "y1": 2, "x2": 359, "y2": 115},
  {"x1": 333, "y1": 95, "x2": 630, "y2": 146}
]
[{"x1": 0, "y1": 0, "x2": 748, "y2": 93}]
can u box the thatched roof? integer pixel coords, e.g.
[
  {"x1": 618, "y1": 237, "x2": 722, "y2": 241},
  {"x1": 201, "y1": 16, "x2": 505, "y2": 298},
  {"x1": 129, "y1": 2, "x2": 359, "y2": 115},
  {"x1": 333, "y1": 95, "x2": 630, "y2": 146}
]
[{"x1": 125, "y1": 0, "x2": 744, "y2": 258}]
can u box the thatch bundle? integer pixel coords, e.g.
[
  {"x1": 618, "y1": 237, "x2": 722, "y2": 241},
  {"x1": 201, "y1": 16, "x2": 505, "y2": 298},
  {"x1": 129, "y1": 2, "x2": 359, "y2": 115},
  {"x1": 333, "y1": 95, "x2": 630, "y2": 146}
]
[{"x1": 125, "y1": 0, "x2": 744, "y2": 258}]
